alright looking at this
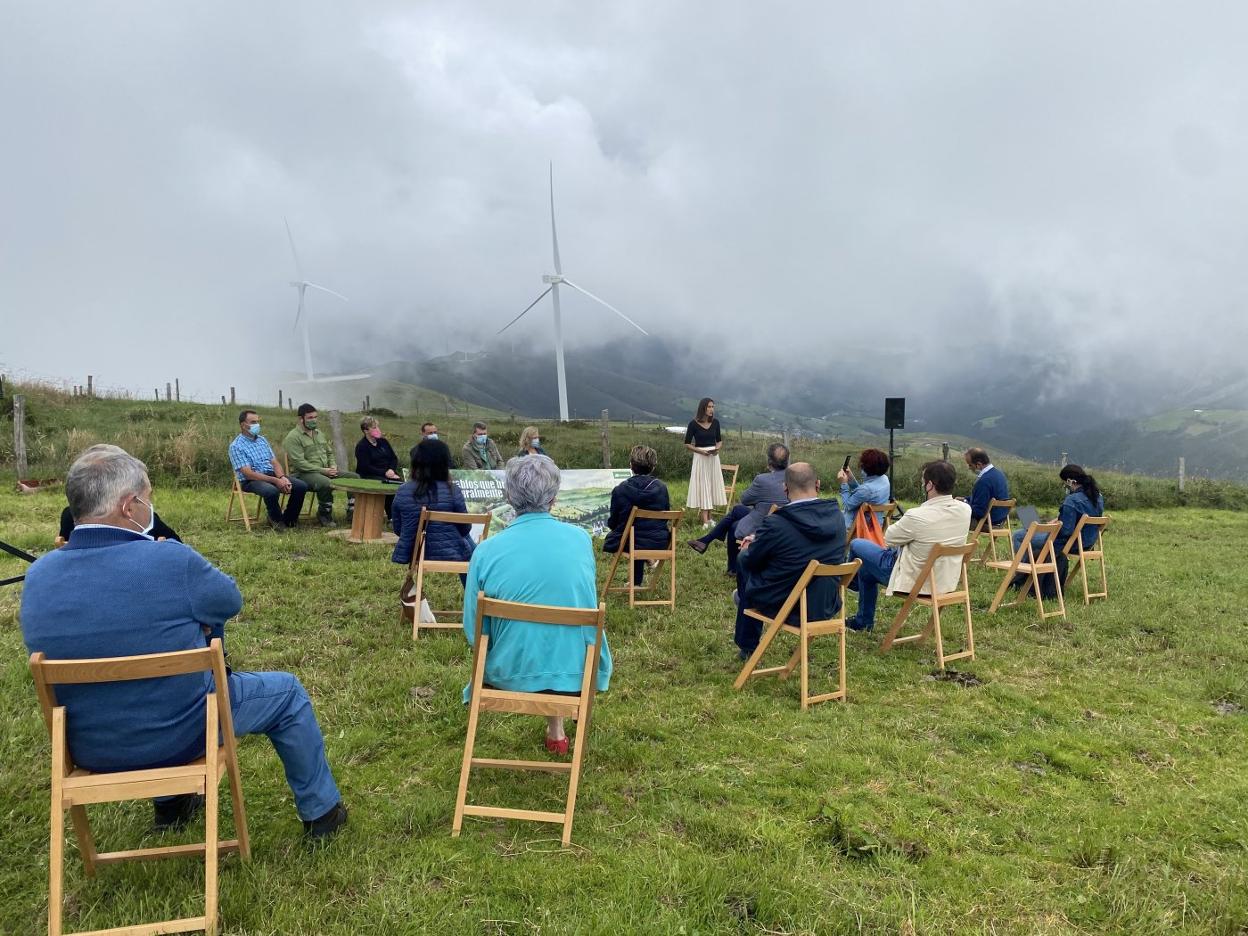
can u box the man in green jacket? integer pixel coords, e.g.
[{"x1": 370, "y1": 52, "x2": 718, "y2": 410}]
[{"x1": 283, "y1": 404, "x2": 360, "y2": 527}]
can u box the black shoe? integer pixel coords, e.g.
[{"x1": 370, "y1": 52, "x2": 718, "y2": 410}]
[
  {"x1": 317, "y1": 512, "x2": 336, "y2": 528},
  {"x1": 267, "y1": 518, "x2": 287, "y2": 532},
  {"x1": 845, "y1": 616, "x2": 873, "y2": 632},
  {"x1": 303, "y1": 801, "x2": 348, "y2": 840},
  {"x1": 738, "y1": 648, "x2": 752, "y2": 661},
  {"x1": 153, "y1": 794, "x2": 204, "y2": 831},
  {"x1": 686, "y1": 539, "x2": 708, "y2": 554}
]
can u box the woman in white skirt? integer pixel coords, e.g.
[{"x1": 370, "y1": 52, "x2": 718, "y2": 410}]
[{"x1": 684, "y1": 397, "x2": 726, "y2": 526}]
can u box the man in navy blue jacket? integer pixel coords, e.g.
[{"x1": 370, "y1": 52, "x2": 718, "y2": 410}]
[
  {"x1": 21, "y1": 446, "x2": 348, "y2": 838},
  {"x1": 963, "y1": 448, "x2": 1010, "y2": 528},
  {"x1": 733, "y1": 463, "x2": 846, "y2": 657}
]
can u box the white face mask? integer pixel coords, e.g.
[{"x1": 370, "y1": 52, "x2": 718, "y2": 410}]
[
  {"x1": 130, "y1": 497, "x2": 155, "y2": 537},
  {"x1": 532, "y1": 438, "x2": 541, "y2": 448}
]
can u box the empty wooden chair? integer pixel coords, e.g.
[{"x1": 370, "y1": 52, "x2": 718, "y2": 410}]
[
  {"x1": 987, "y1": 521, "x2": 1067, "y2": 621},
  {"x1": 224, "y1": 478, "x2": 262, "y2": 532},
  {"x1": 1062, "y1": 514, "x2": 1111, "y2": 604},
  {"x1": 29, "y1": 639, "x2": 249, "y2": 936},
  {"x1": 715, "y1": 464, "x2": 741, "y2": 515},
  {"x1": 968, "y1": 498, "x2": 1016, "y2": 564},
  {"x1": 733, "y1": 559, "x2": 861, "y2": 710},
  {"x1": 600, "y1": 507, "x2": 683, "y2": 609},
  {"x1": 453, "y1": 595, "x2": 607, "y2": 846},
  {"x1": 401, "y1": 509, "x2": 493, "y2": 639},
  {"x1": 877, "y1": 542, "x2": 976, "y2": 670}
]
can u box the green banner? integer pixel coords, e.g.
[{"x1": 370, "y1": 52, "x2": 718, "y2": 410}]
[{"x1": 451, "y1": 468, "x2": 633, "y2": 539}]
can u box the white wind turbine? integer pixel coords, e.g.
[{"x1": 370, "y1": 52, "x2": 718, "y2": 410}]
[
  {"x1": 497, "y1": 165, "x2": 648, "y2": 421},
  {"x1": 285, "y1": 218, "x2": 370, "y2": 383}
]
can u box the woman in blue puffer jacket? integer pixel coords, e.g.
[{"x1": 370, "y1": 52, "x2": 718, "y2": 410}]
[
  {"x1": 603, "y1": 445, "x2": 671, "y2": 586},
  {"x1": 392, "y1": 439, "x2": 475, "y2": 578}
]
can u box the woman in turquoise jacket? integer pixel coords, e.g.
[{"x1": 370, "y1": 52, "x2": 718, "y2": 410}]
[{"x1": 462, "y1": 454, "x2": 611, "y2": 754}]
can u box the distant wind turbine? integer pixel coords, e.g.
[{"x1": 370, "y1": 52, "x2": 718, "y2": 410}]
[
  {"x1": 285, "y1": 218, "x2": 370, "y2": 384},
  {"x1": 497, "y1": 165, "x2": 647, "y2": 421}
]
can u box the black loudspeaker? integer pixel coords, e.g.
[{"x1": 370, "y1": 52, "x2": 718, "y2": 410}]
[{"x1": 884, "y1": 397, "x2": 905, "y2": 430}]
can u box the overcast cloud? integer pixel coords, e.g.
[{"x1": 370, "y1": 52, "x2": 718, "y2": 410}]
[{"x1": 2, "y1": 1, "x2": 1246, "y2": 402}]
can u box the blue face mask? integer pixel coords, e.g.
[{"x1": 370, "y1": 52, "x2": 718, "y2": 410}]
[
  {"x1": 476, "y1": 435, "x2": 489, "y2": 445},
  {"x1": 248, "y1": 423, "x2": 261, "y2": 437},
  {"x1": 427, "y1": 433, "x2": 438, "y2": 441}
]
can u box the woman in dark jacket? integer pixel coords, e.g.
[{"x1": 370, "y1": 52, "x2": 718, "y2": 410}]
[
  {"x1": 391, "y1": 439, "x2": 475, "y2": 581},
  {"x1": 356, "y1": 415, "x2": 401, "y2": 519},
  {"x1": 603, "y1": 445, "x2": 671, "y2": 585}
]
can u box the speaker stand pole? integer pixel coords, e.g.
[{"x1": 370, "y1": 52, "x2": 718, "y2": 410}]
[{"x1": 888, "y1": 427, "x2": 895, "y2": 489}]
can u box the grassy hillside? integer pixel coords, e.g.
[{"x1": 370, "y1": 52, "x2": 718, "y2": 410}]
[{"x1": 2, "y1": 485, "x2": 1246, "y2": 933}]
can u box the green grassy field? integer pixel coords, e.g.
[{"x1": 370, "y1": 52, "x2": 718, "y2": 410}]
[{"x1": 2, "y1": 478, "x2": 1247, "y2": 934}]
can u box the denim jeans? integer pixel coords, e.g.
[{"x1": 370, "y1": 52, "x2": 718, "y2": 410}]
[
  {"x1": 242, "y1": 478, "x2": 308, "y2": 524},
  {"x1": 228, "y1": 670, "x2": 341, "y2": 821},
  {"x1": 847, "y1": 539, "x2": 898, "y2": 627}
]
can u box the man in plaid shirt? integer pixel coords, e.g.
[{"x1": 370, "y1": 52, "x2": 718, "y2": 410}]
[{"x1": 229, "y1": 409, "x2": 308, "y2": 531}]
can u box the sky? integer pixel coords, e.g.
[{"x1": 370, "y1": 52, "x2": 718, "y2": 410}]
[{"x1": 2, "y1": 1, "x2": 1247, "y2": 403}]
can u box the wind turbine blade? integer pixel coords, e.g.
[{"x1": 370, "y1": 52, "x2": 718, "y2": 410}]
[
  {"x1": 561, "y1": 279, "x2": 649, "y2": 336},
  {"x1": 549, "y1": 162, "x2": 562, "y2": 275},
  {"x1": 304, "y1": 282, "x2": 349, "y2": 302},
  {"x1": 497, "y1": 286, "x2": 553, "y2": 335},
  {"x1": 284, "y1": 217, "x2": 305, "y2": 281},
  {"x1": 293, "y1": 284, "x2": 305, "y2": 331}
]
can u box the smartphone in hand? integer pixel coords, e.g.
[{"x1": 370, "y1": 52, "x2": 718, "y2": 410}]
[{"x1": 842, "y1": 455, "x2": 852, "y2": 471}]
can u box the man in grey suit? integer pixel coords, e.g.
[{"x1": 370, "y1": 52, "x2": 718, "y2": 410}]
[{"x1": 687, "y1": 442, "x2": 790, "y2": 574}]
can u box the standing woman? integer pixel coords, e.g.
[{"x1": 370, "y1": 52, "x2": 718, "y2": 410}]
[
  {"x1": 684, "y1": 397, "x2": 726, "y2": 528},
  {"x1": 516, "y1": 426, "x2": 548, "y2": 459}
]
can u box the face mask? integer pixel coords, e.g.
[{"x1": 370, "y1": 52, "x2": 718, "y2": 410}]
[
  {"x1": 532, "y1": 438, "x2": 541, "y2": 447},
  {"x1": 304, "y1": 418, "x2": 318, "y2": 430},
  {"x1": 369, "y1": 428, "x2": 382, "y2": 439},
  {"x1": 248, "y1": 423, "x2": 261, "y2": 436},
  {"x1": 426, "y1": 433, "x2": 438, "y2": 441},
  {"x1": 476, "y1": 435, "x2": 489, "y2": 445},
  {"x1": 131, "y1": 497, "x2": 155, "y2": 537}
]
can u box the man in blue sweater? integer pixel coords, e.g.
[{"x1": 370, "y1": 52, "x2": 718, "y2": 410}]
[
  {"x1": 20, "y1": 446, "x2": 348, "y2": 838},
  {"x1": 963, "y1": 448, "x2": 1011, "y2": 529}
]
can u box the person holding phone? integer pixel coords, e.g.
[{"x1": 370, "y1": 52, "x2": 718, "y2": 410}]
[
  {"x1": 836, "y1": 448, "x2": 891, "y2": 531},
  {"x1": 684, "y1": 398, "x2": 726, "y2": 527}
]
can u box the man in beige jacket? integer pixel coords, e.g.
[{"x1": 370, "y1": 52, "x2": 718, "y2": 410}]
[{"x1": 846, "y1": 460, "x2": 970, "y2": 631}]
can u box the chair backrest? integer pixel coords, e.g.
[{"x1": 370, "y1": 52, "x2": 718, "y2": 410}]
[
  {"x1": 29, "y1": 639, "x2": 234, "y2": 770},
  {"x1": 622, "y1": 507, "x2": 683, "y2": 550},
  {"x1": 909, "y1": 542, "x2": 976, "y2": 598},
  {"x1": 721, "y1": 464, "x2": 740, "y2": 501},
  {"x1": 864, "y1": 501, "x2": 898, "y2": 529},
  {"x1": 473, "y1": 595, "x2": 606, "y2": 651},
  {"x1": 1062, "y1": 514, "x2": 1109, "y2": 556},
  {"x1": 1014, "y1": 520, "x2": 1061, "y2": 567},
  {"x1": 989, "y1": 497, "x2": 1017, "y2": 515},
  {"x1": 769, "y1": 559, "x2": 862, "y2": 626},
  {"x1": 412, "y1": 507, "x2": 494, "y2": 569}
]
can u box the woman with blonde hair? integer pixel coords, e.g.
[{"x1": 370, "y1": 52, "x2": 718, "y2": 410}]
[
  {"x1": 516, "y1": 425, "x2": 548, "y2": 459},
  {"x1": 684, "y1": 397, "x2": 725, "y2": 527}
]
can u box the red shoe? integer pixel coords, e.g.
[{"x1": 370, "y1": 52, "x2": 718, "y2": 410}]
[{"x1": 544, "y1": 736, "x2": 569, "y2": 755}]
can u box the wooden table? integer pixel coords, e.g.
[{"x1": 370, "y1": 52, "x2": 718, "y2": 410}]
[{"x1": 331, "y1": 478, "x2": 401, "y2": 544}]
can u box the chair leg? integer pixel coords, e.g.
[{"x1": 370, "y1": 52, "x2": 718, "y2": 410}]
[
  {"x1": 669, "y1": 550, "x2": 677, "y2": 608},
  {"x1": 931, "y1": 602, "x2": 945, "y2": 670},
  {"x1": 963, "y1": 597, "x2": 975, "y2": 660},
  {"x1": 799, "y1": 628, "x2": 810, "y2": 711},
  {"x1": 204, "y1": 754, "x2": 219, "y2": 936},
  {"x1": 562, "y1": 646, "x2": 597, "y2": 846},
  {"x1": 68, "y1": 806, "x2": 97, "y2": 877},
  {"x1": 838, "y1": 624, "x2": 847, "y2": 701},
  {"x1": 226, "y1": 750, "x2": 250, "y2": 861},
  {"x1": 732, "y1": 618, "x2": 784, "y2": 689},
  {"x1": 412, "y1": 562, "x2": 426, "y2": 640},
  {"x1": 1081, "y1": 557, "x2": 1092, "y2": 605},
  {"x1": 988, "y1": 568, "x2": 1017, "y2": 613},
  {"x1": 49, "y1": 781, "x2": 64, "y2": 936},
  {"x1": 599, "y1": 548, "x2": 623, "y2": 603},
  {"x1": 453, "y1": 637, "x2": 488, "y2": 837},
  {"x1": 627, "y1": 549, "x2": 636, "y2": 608}
]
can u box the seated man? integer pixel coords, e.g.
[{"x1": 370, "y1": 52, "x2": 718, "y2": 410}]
[
  {"x1": 463, "y1": 455, "x2": 611, "y2": 754},
  {"x1": 963, "y1": 447, "x2": 1010, "y2": 529},
  {"x1": 229, "y1": 409, "x2": 307, "y2": 531},
  {"x1": 734, "y1": 462, "x2": 846, "y2": 659},
  {"x1": 603, "y1": 445, "x2": 671, "y2": 586},
  {"x1": 846, "y1": 460, "x2": 971, "y2": 631},
  {"x1": 688, "y1": 442, "x2": 789, "y2": 575},
  {"x1": 460, "y1": 422, "x2": 504, "y2": 470},
  {"x1": 21, "y1": 446, "x2": 348, "y2": 838},
  {"x1": 283, "y1": 404, "x2": 358, "y2": 527},
  {"x1": 57, "y1": 444, "x2": 180, "y2": 546}
]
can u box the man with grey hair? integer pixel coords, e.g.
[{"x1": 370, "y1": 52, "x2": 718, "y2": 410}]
[
  {"x1": 688, "y1": 441, "x2": 790, "y2": 574},
  {"x1": 462, "y1": 455, "x2": 611, "y2": 754},
  {"x1": 21, "y1": 446, "x2": 349, "y2": 839}
]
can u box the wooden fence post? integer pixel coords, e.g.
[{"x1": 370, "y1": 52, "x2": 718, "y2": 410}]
[
  {"x1": 221, "y1": 395, "x2": 226, "y2": 405},
  {"x1": 783, "y1": 427, "x2": 791, "y2": 450},
  {"x1": 941, "y1": 441, "x2": 949, "y2": 462},
  {"x1": 600, "y1": 409, "x2": 611, "y2": 468},
  {"x1": 1060, "y1": 452, "x2": 1069, "y2": 467},
  {"x1": 278, "y1": 389, "x2": 283, "y2": 409},
  {"x1": 365, "y1": 395, "x2": 371, "y2": 411},
  {"x1": 165, "y1": 382, "x2": 172, "y2": 402},
  {"x1": 175, "y1": 378, "x2": 180, "y2": 402},
  {"x1": 288, "y1": 398, "x2": 293, "y2": 411},
  {"x1": 87, "y1": 375, "x2": 93, "y2": 397},
  {"x1": 13, "y1": 394, "x2": 27, "y2": 481},
  {"x1": 230, "y1": 387, "x2": 236, "y2": 406},
  {"x1": 1178, "y1": 456, "x2": 1186, "y2": 493},
  {"x1": 0, "y1": 374, "x2": 5, "y2": 399},
  {"x1": 328, "y1": 411, "x2": 348, "y2": 470},
  {"x1": 154, "y1": 388, "x2": 159, "y2": 401}
]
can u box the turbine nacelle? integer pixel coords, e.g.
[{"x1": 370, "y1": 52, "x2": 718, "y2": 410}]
[{"x1": 542, "y1": 274, "x2": 565, "y2": 285}]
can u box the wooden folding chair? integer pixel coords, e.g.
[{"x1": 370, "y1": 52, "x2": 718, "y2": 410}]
[
  {"x1": 600, "y1": 507, "x2": 683, "y2": 608},
  {"x1": 1062, "y1": 515, "x2": 1110, "y2": 604},
  {"x1": 968, "y1": 498, "x2": 1016, "y2": 564},
  {"x1": 733, "y1": 559, "x2": 861, "y2": 710},
  {"x1": 280, "y1": 451, "x2": 316, "y2": 518},
  {"x1": 987, "y1": 521, "x2": 1067, "y2": 621},
  {"x1": 877, "y1": 542, "x2": 976, "y2": 670},
  {"x1": 401, "y1": 509, "x2": 493, "y2": 639},
  {"x1": 714, "y1": 464, "x2": 740, "y2": 515},
  {"x1": 224, "y1": 478, "x2": 262, "y2": 532},
  {"x1": 453, "y1": 595, "x2": 606, "y2": 846},
  {"x1": 29, "y1": 639, "x2": 249, "y2": 936}
]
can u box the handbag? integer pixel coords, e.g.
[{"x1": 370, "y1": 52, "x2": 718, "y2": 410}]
[{"x1": 852, "y1": 504, "x2": 886, "y2": 547}]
